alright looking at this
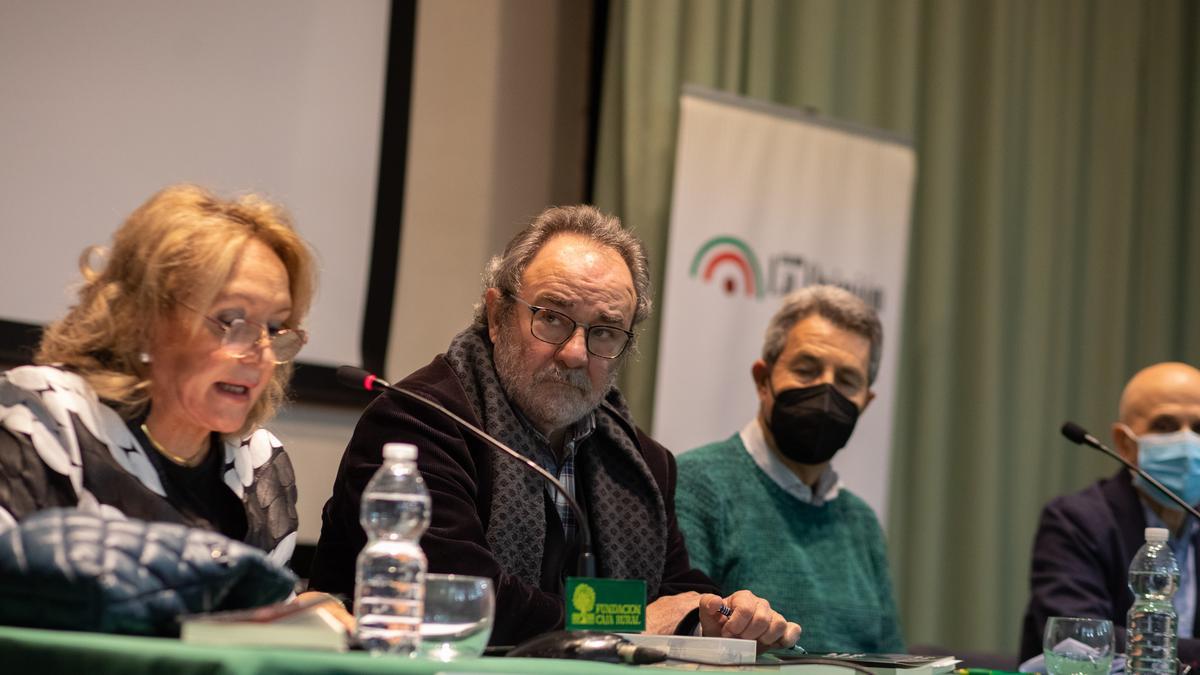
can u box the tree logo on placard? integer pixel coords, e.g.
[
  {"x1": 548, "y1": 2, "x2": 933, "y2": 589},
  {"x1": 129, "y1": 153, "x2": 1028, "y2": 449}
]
[
  {"x1": 689, "y1": 236, "x2": 764, "y2": 298},
  {"x1": 572, "y1": 583, "x2": 596, "y2": 614}
]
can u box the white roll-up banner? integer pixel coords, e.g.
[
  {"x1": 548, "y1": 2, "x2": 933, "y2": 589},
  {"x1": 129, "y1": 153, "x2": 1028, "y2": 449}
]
[{"x1": 653, "y1": 87, "x2": 916, "y2": 519}]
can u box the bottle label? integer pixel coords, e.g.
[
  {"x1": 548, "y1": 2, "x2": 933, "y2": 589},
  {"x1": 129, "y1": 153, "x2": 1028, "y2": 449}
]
[{"x1": 565, "y1": 577, "x2": 646, "y2": 632}]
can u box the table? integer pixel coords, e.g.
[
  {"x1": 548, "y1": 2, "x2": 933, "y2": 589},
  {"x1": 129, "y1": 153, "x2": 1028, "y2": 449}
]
[{"x1": 0, "y1": 625, "x2": 633, "y2": 674}]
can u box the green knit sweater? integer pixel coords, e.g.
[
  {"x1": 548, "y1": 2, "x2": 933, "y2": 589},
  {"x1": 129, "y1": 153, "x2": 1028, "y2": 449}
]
[{"x1": 675, "y1": 434, "x2": 905, "y2": 653}]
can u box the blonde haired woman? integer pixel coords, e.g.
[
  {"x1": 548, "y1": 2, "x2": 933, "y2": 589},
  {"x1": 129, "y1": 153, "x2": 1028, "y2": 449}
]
[{"x1": 0, "y1": 184, "x2": 316, "y2": 564}]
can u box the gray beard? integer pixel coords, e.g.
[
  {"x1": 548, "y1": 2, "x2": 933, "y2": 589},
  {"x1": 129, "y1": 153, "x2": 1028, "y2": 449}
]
[{"x1": 492, "y1": 324, "x2": 617, "y2": 435}]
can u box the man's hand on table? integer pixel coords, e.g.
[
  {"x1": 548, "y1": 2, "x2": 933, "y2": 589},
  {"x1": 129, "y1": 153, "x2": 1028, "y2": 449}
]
[
  {"x1": 646, "y1": 591, "x2": 704, "y2": 634},
  {"x1": 646, "y1": 590, "x2": 801, "y2": 653},
  {"x1": 699, "y1": 590, "x2": 801, "y2": 653}
]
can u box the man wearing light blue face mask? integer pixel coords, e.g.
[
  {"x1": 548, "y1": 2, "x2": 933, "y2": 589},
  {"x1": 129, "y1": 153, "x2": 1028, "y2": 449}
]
[{"x1": 1020, "y1": 362, "x2": 1200, "y2": 665}]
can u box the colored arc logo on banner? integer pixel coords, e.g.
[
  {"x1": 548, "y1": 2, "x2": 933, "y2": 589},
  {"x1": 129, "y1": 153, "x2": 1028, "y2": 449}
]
[{"x1": 689, "y1": 236, "x2": 764, "y2": 298}]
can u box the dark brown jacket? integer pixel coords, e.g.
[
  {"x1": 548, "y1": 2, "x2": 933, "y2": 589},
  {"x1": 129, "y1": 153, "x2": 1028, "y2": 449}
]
[{"x1": 308, "y1": 355, "x2": 718, "y2": 645}]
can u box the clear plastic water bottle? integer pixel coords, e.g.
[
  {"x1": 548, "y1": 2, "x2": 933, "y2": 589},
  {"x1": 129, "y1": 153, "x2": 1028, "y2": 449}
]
[
  {"x1": 1127, "y1": 526, "x2": 1180, "y2": 674},
  {"x1": 354, "y1": 442, "x2": 431, "y2": 655}
]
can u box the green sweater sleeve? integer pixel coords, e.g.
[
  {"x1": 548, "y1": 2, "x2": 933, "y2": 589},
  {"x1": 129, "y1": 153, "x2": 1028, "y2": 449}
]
[
  {"x1": 674, "y1": 449, "x2": 725, "y2": 588},
  {"x1": 676, "y1": 438, "x2": 905, "y2": 653},
  {"x1": 869, "y1": 516, "x2": 906, "y2": 652}
]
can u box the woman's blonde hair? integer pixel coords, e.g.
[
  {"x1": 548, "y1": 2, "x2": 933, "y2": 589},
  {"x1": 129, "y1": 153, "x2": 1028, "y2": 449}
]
[{"x1": 36, "y1": 184, "x2": 317, "y2": 433}]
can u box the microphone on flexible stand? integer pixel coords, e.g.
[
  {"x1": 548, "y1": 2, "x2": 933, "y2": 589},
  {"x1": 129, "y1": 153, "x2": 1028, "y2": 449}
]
[
  {"x1": 336, "y1": 365, "x2": 597, "y2": 578},
  {"x1": 1061, "y1": 421, "x2": 1200, "y2": 522},
  {"x1": 506, "y1": 631, "x2": 667, "y2": 664}
]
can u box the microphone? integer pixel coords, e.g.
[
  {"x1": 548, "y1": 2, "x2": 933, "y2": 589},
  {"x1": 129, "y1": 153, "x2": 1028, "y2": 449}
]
[
  {"x1": 1061, "y1": 421, "x2": 1200, "y2": 522},
  {"x1": 337, "y1": 365, "x2": 597, "y2": 578},
  {"x1": 507, "y1": 631, "x2": 667, "y2": 664}
]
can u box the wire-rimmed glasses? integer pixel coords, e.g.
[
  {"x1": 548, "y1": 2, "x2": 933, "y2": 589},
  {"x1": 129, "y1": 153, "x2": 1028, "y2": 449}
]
[
  {"x1": 506, "y1": 293, "x2": 633, "y2": 359},
  {"x1": 183, "y1": 304, "x2": 307, "y2": 364}
]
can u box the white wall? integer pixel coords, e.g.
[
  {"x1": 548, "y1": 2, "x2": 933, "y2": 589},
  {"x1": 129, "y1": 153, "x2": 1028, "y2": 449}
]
[{"x1": 0, "y1": 0, "x2": 390, "y2": 368}]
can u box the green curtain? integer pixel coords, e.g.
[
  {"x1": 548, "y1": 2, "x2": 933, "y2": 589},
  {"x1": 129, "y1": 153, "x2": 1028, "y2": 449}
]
[{"x1": 593, "y1": 0, "x2": 1200, "y2": 655}]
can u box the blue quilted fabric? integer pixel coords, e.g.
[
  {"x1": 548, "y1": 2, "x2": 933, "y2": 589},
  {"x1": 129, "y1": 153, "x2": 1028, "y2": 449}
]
[{"x1": 0, "y1": 509, "x2": 296, "y2": 635}]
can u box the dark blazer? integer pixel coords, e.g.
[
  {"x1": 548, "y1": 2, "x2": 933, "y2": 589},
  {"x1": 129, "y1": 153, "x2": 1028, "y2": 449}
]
[
  {"x1": 1020, "y1": 470, "x2": 1200, "y2": 664},
  {"x1": 308, "y1": 355, "x2": 718, "y2": 645}
]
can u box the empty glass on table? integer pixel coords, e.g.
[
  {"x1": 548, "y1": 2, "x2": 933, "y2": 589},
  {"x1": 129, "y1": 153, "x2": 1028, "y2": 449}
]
[
  {"x1": 1043, "y1": 616, "x2": 1115, "y2": 675},
  {"x1": 418, "y1": 573, "x2": 494, "y2": 661}
]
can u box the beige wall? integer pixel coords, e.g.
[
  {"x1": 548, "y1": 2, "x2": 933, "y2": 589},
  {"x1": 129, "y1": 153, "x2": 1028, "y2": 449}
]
[
  {"x1": 290, "y1": 0, "x2": 593, "y2": 543},
  {"x1": 386, "y1": 0, "x2": 592, "y2": 380},
  {"x1": 270, "y1": 403, "x2": 365, "y2": 543}
]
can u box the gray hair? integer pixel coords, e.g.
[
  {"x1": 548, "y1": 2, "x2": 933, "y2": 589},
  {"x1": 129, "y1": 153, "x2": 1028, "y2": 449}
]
[
  {"x1": 472, "y1": 205, "x2": 652, "y2": 329},
  {"x1": 761, "y1": 285, "x2": 883, "y2": 384}
]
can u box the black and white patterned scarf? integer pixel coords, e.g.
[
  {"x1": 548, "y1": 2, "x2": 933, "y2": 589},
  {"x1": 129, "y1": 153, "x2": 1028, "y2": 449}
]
[
  {"x1": 443, "y1": 326, "x2": 668, "y2": 595},
  {"x1": 0, "y1": 366, "x2": 297, "y2": 562}
]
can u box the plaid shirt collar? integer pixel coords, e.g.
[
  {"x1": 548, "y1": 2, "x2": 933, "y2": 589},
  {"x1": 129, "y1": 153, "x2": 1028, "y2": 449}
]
[{"x1": 517, "y1": 409, "x2": 598, "y2": 542}]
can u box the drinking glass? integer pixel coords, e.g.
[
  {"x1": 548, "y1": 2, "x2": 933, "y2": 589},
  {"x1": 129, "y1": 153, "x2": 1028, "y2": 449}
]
[
  {"x1": 418, "y1": 573, "x2": 495, "y2": 661},
  {"x1": 1043, "y1": 617, "x2": 1115, "y2": 675}
]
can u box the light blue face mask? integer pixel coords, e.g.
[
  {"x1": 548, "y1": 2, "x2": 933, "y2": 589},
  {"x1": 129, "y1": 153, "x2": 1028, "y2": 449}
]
[{"x1": 1132, "y1": 428, "x2": 1200, "y2": 510}]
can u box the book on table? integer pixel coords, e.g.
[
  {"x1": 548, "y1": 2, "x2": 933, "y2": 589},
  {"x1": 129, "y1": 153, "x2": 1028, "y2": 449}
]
[
  {"x1": 769, "y1": 652, "x2": 960, "y2": 675},
  {"x1": 180, "y1": 595, "x2": 350, "y2": 652},
  {"x1": 615, "y1": 635, "x2": 957, "y2": 674},
  {"x1": 618, "y1": 633, "x2": 758, "y2": 664}
]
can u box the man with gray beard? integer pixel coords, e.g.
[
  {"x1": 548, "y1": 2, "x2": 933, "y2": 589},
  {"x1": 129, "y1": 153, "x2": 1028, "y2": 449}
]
[{"x1": 310, "y1": 206, "x2": 802, "y2": 649}]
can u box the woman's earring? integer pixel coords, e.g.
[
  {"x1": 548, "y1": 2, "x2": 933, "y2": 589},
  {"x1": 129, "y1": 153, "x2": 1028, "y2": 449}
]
[{"x1": 139, "y1": 352, "x2": 151, "y2": 364}]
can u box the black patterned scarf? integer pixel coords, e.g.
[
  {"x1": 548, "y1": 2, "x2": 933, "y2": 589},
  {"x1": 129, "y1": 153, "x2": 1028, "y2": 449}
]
[{"x1": 443, "y1": 326, "x2": 668, "y2": 595}]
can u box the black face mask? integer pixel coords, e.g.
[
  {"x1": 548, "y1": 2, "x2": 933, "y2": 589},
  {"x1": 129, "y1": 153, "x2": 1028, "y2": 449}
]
[{"x1": 767, "y1": 382, "x2": 860, "y2": 465}]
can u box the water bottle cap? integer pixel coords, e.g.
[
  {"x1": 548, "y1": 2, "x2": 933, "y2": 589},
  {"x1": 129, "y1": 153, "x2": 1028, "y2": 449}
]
[
  {"x1": 382, "y1": 442, "x2": 418, "y2": 461},
  {"x1": 1145, "y1": 527, "x2": 1169, "y2": 543}
]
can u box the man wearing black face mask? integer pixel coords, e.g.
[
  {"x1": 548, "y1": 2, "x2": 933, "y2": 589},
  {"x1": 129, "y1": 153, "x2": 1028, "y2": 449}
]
[{"x1": 675, "y1": 285, "x2": 904, "y2": 653}]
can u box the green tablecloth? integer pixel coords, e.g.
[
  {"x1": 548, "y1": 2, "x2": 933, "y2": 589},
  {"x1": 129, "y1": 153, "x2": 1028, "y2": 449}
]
[{"x1": 0, "y1": 625, "x2": 634, "y2": 674}]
